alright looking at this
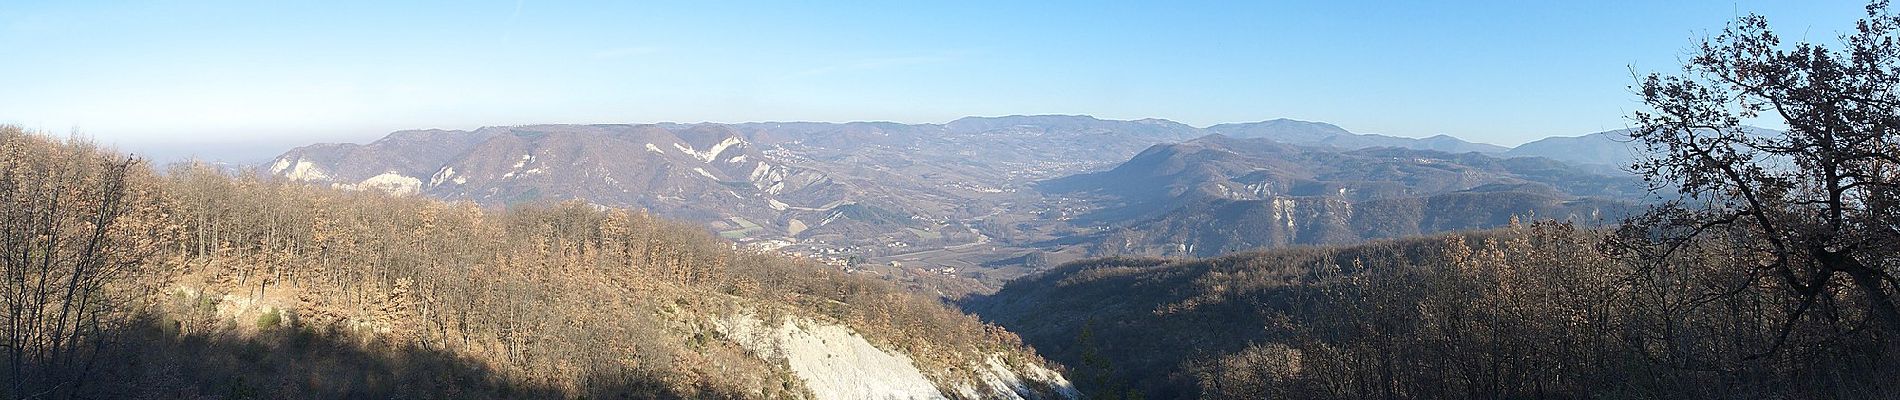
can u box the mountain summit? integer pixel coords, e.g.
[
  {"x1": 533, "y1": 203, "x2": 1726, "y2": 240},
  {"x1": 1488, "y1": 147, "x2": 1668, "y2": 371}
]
[{"x1": 1206, "y1": 119, "x2": 1510, "y2": 153}]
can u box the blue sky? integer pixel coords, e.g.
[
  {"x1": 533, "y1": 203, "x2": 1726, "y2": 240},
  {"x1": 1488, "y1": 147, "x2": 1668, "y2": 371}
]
[{"x1": 0, "y1": 1, "x2": 1872, "y2": 161}]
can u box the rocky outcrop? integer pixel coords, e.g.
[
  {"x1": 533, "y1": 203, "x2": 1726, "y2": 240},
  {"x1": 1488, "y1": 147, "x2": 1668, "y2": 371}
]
[{"x1": 715, "y1": 313, "x2": 1076, "y2": 400}]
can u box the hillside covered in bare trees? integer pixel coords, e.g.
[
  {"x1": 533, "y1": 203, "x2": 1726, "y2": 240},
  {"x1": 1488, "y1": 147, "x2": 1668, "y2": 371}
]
[
  {"x1": 970, "y1": 221, "x2": 1897, "y2": 398},
  {"x1": 0, "y1": 126, "x2": 1074, "y2": 399}
]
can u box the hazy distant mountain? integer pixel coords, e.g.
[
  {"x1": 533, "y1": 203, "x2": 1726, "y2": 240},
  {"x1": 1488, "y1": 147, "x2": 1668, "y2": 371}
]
[
  {"x1": 1505, "y1": 126, "x2": 1781, "y2": 168},
  {"x1": 1206, "y1": 119, "x2": 1509, "y2": 153},
  {"x1": 1505, "y1": 128, "x2": 1640, "y2": 168},
  {"x1": 1046, "y1": 134, "x2": 1639, "y2": 210},
  {"x1": 945, "y1": 115, "x2": 1202, "y2": 141},
  {"x1": 271, "y1": 124, "x2": 918, "y2": 246},
  {"x1": 265, "y1": 116, "x2": 1208, "y2": 258},
  {"x1": 265, "y1": 115, "x2": 1666, "y2": 274},
  {"x1": 1044, "y1": 134, "x2": 1641, "y2": 257}
]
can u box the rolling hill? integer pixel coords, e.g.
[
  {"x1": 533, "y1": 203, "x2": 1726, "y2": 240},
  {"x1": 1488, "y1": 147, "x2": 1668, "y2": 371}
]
[
  {"x1": 1042, "y1": 134, "x2": 1642, "y2": 257},
  {"x1": 1205, "y1": 119, "x2": 1508, "y2": 153},
  {"x1": 1, "y1": 126, "x2": 1078, "y2": 399},
  {"x1": 262, "y1": 116, "x2": 1663, "y2": 289}
]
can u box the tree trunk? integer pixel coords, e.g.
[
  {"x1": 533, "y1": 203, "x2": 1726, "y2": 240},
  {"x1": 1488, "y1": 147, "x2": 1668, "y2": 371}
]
[{"x1": 1844, "y1": 267, "x2": 1900, "y2": 337}]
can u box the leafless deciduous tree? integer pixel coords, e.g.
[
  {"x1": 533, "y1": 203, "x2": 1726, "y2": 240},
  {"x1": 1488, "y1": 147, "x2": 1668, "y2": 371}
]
[
  {"x1": 0, "y1": 129, "x2": 168, "y2": 399},
  {"x1": 1625, "y1": 0, "x2": 1900, "y2": 354}
]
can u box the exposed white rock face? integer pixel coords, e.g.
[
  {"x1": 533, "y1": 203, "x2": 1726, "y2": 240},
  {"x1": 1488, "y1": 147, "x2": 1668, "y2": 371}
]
[
  {"x1": 275, "y1": 158, "x2": 332, "y2": 182},
  {"x1": 428, "y1": 166, "x2": 459, "y2": 187},
  {"x1": 502, "y1": 154, "x2": 535, "y2": 179},
  {"x1": 676, "y1": 137, "x2": 747, "y2": 162},
  {"x1": 706, "y1": 137, "x2": 744, "y2": 161},
  {"x1": 716, "y1": 314, "x2": 946, "y2": 400},
  {"x1": 271, "y1": 156, "x2": 420, "y2": 196},
  {"x1": 355, "y1": 172, "x2": 422, "y2": 196},
  {"x1": 749, "y1": 161, "x2": 794, "y2": 194},
  {"x1": 714, "y1": 313, "x2": 1078, "y2": 400},
  {"x1": 956, "y1": 355, "x2": 1081, "y2": 400},
  {"x1": 749, "y1": 161, "x2": 775, "y2": 182},
  {"x1": 1272, "y1": 197, "x2": 1299, "y2": 231}
]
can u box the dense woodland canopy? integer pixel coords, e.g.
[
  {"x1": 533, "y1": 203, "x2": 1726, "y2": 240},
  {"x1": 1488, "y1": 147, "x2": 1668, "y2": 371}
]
[
  {"x1": 0, "y1": 126, "x2": 1061, "y2": 399},
  {"x1": 970, "y1": 220, "x2": 1896, "y2": 399}
]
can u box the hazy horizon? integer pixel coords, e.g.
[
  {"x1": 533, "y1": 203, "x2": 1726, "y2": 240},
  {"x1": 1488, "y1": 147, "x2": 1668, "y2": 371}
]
[{"x1": 1, "y1": 1, "x2": 1863, "y2": 162}]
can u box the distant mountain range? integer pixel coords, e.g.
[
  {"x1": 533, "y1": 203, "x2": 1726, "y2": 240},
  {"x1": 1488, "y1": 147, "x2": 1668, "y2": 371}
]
[
  {"x1": 1504, "y1": 128, "x2": 1641, "y2": 167},
  {"x1": 1206, "y1": 119, "x2": 1510, "y2": 153},
  {"x1": 274, "y1": 124, "x2": 927, "y2": 249},
  {"x1": 267, "y1": 116, "x2": 1208, "y2": 256},
  {"x1": 1502, "y1": 125, "x2": 1782, "y2": 169},
  {"x1": 262, "y1": 115, "x2": 1720, "y2": 285},
  {"x1": 1043, "y1": 134, "x2": 1642, "y2": 257}
]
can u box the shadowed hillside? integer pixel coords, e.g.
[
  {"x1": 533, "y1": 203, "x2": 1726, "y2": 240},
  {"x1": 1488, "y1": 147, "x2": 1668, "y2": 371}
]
[{"x1": 967, "y1": 221, "x2": 1899, "y2": 399}]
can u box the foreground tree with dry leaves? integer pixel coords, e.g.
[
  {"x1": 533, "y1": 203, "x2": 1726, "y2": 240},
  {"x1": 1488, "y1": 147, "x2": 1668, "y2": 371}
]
[
  {"x1": 1624, "y1": 0, "x2": 1900, "y2": 356},
  {"x1": 0, "y1": 130, "x2": 173, "y2": 398}
]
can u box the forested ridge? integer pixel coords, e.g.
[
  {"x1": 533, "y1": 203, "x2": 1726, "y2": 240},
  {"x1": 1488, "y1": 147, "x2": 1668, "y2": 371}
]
[
  {"x1": 970, "y1": 221, "x2": 1896, "y2": 398},
  {"x1": 0, "y1": 126, "x2": 1070, "y2": 399},
  {"x1": 971, "y1": 3, "x2": 1900, "y2": 398}
]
